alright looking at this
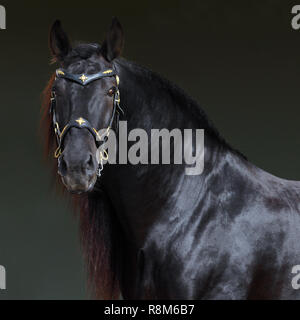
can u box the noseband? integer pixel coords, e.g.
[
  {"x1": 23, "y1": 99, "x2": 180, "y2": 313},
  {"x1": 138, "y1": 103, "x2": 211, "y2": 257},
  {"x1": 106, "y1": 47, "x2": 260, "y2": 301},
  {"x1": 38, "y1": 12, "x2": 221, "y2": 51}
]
[{"x1": 50, "y1": 66, "x2": 124, "y2": 177}]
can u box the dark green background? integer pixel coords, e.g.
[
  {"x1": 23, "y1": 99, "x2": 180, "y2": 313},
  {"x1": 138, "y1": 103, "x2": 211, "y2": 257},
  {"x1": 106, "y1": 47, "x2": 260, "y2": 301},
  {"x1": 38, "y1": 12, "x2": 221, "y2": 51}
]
[{"x1": 1, "y1": 0, "x2": 300, "y2": 299}]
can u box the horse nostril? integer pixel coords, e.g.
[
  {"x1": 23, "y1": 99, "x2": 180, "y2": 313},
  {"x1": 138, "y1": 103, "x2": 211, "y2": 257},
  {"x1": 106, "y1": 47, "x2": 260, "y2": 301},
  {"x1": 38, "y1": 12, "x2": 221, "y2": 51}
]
[
  {"x1": 58, "y1": 156, "x2": 68, "y2": 176},
  {"x1": 85, "y1": 154, "x2": 95, "y2": 171}
]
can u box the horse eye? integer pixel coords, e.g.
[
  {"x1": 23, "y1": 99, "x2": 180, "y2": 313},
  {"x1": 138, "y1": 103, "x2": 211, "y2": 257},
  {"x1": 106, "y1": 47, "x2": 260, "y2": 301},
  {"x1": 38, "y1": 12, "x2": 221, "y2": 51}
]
[{"x1": 108, "y1": 87, "x2": 116, "y2": 97}]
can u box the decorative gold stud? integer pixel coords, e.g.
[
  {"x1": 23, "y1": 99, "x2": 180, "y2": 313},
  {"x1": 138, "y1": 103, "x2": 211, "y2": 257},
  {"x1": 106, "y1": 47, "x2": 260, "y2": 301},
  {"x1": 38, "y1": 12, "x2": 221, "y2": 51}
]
[
  {"x1": 79, "y1": 74, "x2": 88, "y2": 83},
  {"x1": 103, "y1": 69, "x2": 113, "y2": 74},
  {"x1": 76, "y1": 118, "x2": 86, "y2": 126}
]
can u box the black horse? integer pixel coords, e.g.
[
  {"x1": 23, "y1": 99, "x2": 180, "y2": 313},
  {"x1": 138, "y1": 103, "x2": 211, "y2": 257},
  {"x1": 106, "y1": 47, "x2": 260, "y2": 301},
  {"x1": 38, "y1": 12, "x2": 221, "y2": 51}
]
[{"x1": 41, "y1": 18, "x2": 300, "y2": 300}]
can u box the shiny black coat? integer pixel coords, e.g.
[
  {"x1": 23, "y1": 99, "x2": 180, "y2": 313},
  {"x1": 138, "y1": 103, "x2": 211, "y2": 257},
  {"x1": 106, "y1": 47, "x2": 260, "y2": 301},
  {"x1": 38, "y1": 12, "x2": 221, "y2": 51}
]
[{"x1": 96, "y1": 58, "x2": 300, "y2": 299}]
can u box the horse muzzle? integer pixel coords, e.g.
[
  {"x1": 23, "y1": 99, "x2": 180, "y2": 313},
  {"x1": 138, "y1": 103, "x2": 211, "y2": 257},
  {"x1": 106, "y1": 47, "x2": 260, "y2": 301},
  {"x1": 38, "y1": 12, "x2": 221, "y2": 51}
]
[{"x1": 58, "y1": 153, "x2": 98, "y2": 194}]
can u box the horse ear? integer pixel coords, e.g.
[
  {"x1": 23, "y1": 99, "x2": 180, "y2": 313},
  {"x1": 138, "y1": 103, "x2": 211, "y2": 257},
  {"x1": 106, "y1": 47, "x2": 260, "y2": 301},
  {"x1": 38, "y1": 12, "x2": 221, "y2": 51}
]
[
  {"x1": 101, "y1": 17, "x2": 124, "y2": 62},
  {"x1": 49, "y1": 20, "x2": 72, "y2": 62}
]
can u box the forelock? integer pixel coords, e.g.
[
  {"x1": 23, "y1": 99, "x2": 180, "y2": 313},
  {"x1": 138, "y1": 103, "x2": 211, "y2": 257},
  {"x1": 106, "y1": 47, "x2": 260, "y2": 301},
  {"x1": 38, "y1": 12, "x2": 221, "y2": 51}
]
[{"x1": 70, "y1": 43, "x2": 101, "y2": 60}]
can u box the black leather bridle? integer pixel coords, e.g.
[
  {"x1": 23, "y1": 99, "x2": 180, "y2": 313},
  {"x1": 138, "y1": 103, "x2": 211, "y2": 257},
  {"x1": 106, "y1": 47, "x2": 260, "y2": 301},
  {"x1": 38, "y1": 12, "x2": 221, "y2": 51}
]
[{"x1": 50, "y1": 66, "x2": 124, "y2": 177}]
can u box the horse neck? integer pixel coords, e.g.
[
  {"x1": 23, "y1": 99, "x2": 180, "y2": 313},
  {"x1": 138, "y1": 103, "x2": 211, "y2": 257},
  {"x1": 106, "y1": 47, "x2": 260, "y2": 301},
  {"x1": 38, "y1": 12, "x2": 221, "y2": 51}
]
[{"x1": 103, "y1": 59, "x2": 240, "y2": 247}]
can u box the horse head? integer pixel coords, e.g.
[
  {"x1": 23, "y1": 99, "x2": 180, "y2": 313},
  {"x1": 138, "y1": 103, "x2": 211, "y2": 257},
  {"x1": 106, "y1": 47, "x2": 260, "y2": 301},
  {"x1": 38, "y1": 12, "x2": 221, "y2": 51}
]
[{"x1": 48, "y1": 18, "x2": 124, "y2": 194}]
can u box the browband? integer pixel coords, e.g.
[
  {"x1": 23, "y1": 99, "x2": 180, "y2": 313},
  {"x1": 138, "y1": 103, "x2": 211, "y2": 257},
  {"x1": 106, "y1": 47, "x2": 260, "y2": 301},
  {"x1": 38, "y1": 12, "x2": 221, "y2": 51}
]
[{"x1": 56, "y1": 68, "x2": 119, "y2": 86}]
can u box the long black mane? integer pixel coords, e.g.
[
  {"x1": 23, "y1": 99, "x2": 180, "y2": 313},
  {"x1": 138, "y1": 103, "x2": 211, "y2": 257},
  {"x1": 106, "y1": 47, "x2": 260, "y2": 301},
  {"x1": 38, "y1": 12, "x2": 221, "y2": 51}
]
[{"x1": 115, "y1": 56, "x2": 246, "y2": 160}]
